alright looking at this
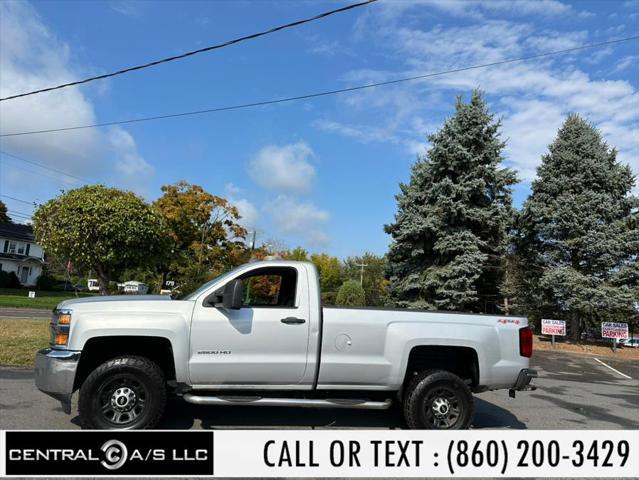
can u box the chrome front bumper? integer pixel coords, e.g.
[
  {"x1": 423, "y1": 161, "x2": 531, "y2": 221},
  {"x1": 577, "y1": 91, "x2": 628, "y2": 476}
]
[
  {"x1": 34, "y1": 347, "x2": 81, "y2": 414},
  {"x1": 509, "y1": 368, "x2": 538, "y2": 398}
]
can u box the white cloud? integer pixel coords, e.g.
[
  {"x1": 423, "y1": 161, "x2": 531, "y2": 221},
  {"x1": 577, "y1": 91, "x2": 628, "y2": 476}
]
[
  {"x1": 224, "y1": 182, "x2": 242, "y2": 195},
  {"x1": 481, "y1": 0, "x2": 572, "y2": 16},
  {"x1": 0, "y1": 1, "x2": 99, "y2": 177},
  {"x1": 265, "y1": 195, "x2": 330, "y2": 246},
  {"x1": 498, "y1": 98, "x2": 565, "y2": 181},
  {"x1": 107, "y1": 127, "x2": 154, "y2": 191},
  {"x1": 314, "y1": 119, "x2": 426, "y2": 155},
  {"x1": 577, "y1": 11, "x2": 596, "y2": 19},
  {"x1": 524, "y1": 31, "x2": 587, "y2": 52},
  {"x1": 233, "y1": 198, "x2": 259, "y2": 230},
  {"x1": 614, "y1": 55, "x2": 639, "y2": 72},
  {"x1": 321, "y1": 13, "x2": 639, "y2": 189},
  {"x1": 248, "y1": 142, "x2": 316, "y2": 194},
  {"x1": 0, "y1": 1, "x2": 153, "y2": 196},
  {"x1": 245, "y1": 141, "x2": 331, "y2": 246},
  {"x1": 371, "y1": 0, "x2": 574, "y2": 21},
  {"x1": 314, "y1": 119, "x2": 395, "y2": 144},
  {"x1": 109, "y1": 1, "x2": 146, "y2": 17},
  {"x1": 306, "y1": 34, "x2": 344, "y2": 58},
  {"x1": 393, "y1": 21, "x2": 529, "y2": 66},
  {"x1": 221, "y1": 183, "x2": 260, "y2": 229},
  {"x1": 223, "y1": 183, "x2": 259, "y2": 230},
  {"x1": 426, "y1": 63, "x2": 639, "y2": 182}
]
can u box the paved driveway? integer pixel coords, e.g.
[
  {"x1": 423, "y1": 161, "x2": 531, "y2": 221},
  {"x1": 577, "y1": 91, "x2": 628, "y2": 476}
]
[{"x1": 1, "y1": 350, "x2": 637, "y2": 430}]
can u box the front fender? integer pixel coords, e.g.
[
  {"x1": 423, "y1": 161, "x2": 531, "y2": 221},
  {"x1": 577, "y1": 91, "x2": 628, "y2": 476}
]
[{"x1": 67, "y1": 311, "x2": 190, "y2": 383}]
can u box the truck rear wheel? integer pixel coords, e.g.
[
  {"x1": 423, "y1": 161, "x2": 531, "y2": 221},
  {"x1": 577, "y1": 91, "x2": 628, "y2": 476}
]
[
  {"x1": 403, "y1": 370, "x2": 473, "y2": 429},
  {"x1": 78, "y1": 356, "x2": 166, "y2": 429}
]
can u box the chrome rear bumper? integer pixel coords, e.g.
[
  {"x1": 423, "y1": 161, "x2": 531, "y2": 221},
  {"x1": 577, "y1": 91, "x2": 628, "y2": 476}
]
[
  {"x1": 509, "y1": 368, "x2": 538, "y2": 398},
  {"x1": 34, "y1": 348, "x2": 81, "y2": 414}
]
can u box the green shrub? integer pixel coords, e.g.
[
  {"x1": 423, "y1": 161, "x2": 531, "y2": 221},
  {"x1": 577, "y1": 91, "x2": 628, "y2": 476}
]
[
  {"x1": 36, "y1": 274, "x2": 57, "y2": 290},
  {"x1": 336, "y1": 280, "x2": 366, "y2": 306},
  {"x1": 0, "y1": 271, "x2": 21, "y2": 289}
]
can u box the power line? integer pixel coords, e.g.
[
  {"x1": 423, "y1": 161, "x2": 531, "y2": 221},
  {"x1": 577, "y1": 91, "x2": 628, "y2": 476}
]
[
  {"x1": 1, "y1": 159, "x2": 81, "y2": 186},
  {"x1": 0, "y1": 194, "x2": 36, "y2": 205},
  {"x1": 8, "y1": 210, "x2": 32, "y2": 220},
  {"x1": 0, "y1": 0, "x2": 377, "y2": 102},
  {"x1": 8, "y1": 209, "x2": 32, "y2": 217},
  {"x1": 0, "y1": 150, "x2": 88, "y2": 182},
  {"x1": 2, "y1": 34, "x2": 636, "y2": 137}
]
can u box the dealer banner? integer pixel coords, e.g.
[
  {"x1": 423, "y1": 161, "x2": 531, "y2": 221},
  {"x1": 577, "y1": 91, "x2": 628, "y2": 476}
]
[
  {"x1": 541, "y1": 319, "x2": 566, "y2": 336},
  {"x1": 601, "y1": 322, "x2": 629, "y2": 340},
  {"x1": 1, "y1": 430, "x2": 638, "y2": 477}
]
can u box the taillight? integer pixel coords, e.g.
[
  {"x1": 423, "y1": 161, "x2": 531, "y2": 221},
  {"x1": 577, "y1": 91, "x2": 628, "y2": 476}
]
[{"x1": 519, "y1": 326, "x2": 533, "y2": 357}]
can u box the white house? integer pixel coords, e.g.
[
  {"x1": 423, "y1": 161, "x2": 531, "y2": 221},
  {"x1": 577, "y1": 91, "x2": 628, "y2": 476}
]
[{"x1": 0, "y1": 223, "x2": 45, "y2": 286}]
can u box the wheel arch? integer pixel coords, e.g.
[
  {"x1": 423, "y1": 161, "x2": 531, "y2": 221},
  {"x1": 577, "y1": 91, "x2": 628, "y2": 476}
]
[
  {"x1": 402, "y1": 345, "x2": 480, "y2": 389},
  {"x1": 73, "y1": 335, "x2": 176, "y2": 391}
]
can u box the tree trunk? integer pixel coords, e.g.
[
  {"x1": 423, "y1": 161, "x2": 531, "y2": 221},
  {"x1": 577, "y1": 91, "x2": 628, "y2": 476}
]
[
  {"x1": 96, "y1": 268, "x2": 110, "y2": 296},
  {"x1": 570, "y1": 313, "x2": 580, "y2": 342}
]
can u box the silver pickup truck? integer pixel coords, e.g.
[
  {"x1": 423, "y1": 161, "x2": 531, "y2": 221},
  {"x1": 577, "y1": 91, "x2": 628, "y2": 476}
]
[{"x1": 35, "y1": 260, "x2": 536, "y2": 430}]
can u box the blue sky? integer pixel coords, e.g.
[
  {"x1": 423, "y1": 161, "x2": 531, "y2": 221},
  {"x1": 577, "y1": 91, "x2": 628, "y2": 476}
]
[{"x1": 0, "y1": 0, "x2": 637, "y2": 259}]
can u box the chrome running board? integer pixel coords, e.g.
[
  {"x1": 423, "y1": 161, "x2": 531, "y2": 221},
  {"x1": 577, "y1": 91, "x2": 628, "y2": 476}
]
[{"x1": 183, "y1": 394, "x2": 392, "y2": 410}]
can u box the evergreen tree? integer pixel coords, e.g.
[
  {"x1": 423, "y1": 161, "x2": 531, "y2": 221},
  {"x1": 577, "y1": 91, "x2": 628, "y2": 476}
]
[
  {"x1": 512, "y1": 114, "x2": 638, "y2": 339},
  {"x1": 385, "y1": 91, "x2": 517, "y2": 311}
]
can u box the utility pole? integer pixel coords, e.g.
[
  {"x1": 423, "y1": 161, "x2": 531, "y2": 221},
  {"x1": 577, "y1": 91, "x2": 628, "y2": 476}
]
[
  {"x1": 246, "y1": 230, "x2": 257, "y2": 303},
  {"x1": 249, "y1": 230, "x2": 257, "y2": 257},
  {"x1": 355, "y1": 262, "x2": 368, "y2": 286}
]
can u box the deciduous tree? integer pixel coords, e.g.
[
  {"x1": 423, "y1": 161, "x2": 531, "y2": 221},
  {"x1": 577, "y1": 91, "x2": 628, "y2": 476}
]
[
  {"x1": 0, "y1": 200, "x2": 9, "y2": 223},
  {"x1": 310, "y1": 253, "x2": 343, "y2": 303},
  {"x1": 153, "y1": 181, "x2": 248, "y2": 293},
  {"x1": 343, "y1": 253, "x2": 388, "y2": 306},
  {"x1": 336, "y1": 279, "x2": 366, "y2": 306},
  {"x1": 284, "y1": 246, "x2": 309, "y2": 261},
  {"x1": 33, "y1": 185, "x2": 170, "y2": 295}
]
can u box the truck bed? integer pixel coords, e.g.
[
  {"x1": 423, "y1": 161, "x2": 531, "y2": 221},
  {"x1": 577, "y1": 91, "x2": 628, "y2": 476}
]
[{"x1": 318, "y1": 306, "x2": 528, "y2": 391}]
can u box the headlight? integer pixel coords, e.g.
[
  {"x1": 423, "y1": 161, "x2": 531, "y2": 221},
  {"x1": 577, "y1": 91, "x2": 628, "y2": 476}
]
[{"x1": 50, "y1": 309, "x2": 72, "y2": 347}]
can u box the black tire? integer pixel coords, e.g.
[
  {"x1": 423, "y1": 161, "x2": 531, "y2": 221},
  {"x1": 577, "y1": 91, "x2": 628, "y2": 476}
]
[
  {"x1": 78, "y1": 356, "x2": 166, "y2": 430},
  {"x1": 403, "y1": 369, "x2": 474, "y2": 429}
]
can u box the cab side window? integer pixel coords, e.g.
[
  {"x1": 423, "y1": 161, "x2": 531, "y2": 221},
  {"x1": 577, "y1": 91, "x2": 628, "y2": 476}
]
[{"x1": 239, "y1": 267, "x2": 297, "y2": 308}]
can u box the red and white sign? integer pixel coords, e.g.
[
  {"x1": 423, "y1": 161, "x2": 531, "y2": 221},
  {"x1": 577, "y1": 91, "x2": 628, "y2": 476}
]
[
  {"x1": 541, "y1": 319, "x2": 566, "y2": 336},
  {"x1": 601, "y1": 322, "x2": 629, "y2": 340}
]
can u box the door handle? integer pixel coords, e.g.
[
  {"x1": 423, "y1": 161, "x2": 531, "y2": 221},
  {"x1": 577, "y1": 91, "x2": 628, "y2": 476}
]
[{"x1": 281, "y1": 317, "x2": 306, "y2": 325}]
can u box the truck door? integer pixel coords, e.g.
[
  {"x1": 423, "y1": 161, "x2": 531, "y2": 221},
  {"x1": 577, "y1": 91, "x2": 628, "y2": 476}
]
[{"x1": 188, "y1": 265, "x2": 311, "y2": 387}]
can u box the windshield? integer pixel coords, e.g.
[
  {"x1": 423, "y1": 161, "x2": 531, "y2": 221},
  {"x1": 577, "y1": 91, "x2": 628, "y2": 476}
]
[{"x1": 181, "y1": 269, "x2": 238, "y2": 301}]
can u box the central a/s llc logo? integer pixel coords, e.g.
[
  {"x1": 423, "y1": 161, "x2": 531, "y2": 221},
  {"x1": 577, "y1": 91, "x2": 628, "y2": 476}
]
[
  {"x1": 99, "y1": 439, "x2": 209, "y2": 471},
  {"x1": 5, "y1": 431, "x2": 214, "y2": 476}
]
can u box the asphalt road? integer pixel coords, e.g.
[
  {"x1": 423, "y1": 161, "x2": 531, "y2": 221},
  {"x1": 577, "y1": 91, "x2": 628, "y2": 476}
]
[
  {"x1": 1, "y1": 350, "x2": 637, "y2": 430},
  {"x1": 0, "y1": 308, "x2": 50, "y2": 319}
]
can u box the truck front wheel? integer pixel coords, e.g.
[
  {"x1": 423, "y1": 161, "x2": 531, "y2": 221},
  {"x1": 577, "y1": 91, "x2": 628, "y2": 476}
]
[
  {"x1": 78, "y1": 356, "x2": 166, "y2": 429},
  {"x1": 403, "y1": 370, "x2": 474, "y2": 429}
]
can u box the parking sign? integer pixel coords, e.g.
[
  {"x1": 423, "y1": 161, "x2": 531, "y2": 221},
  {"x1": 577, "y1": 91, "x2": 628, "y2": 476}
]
[
  {"x1": 601, "y1": 322, "x2": 629, "y2": 340},
  {"x1": 541, "y1": 319, "x2": 566, "y2": 336}
]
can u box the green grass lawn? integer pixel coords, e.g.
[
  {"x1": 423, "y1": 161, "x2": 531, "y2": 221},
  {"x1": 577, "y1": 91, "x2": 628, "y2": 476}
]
[
  {"x1": 0, "y1": 318, "x2": 49, "y2": 366},
  {"x1": 0, "y1": 288, "x2": 96, "y2": 310}
]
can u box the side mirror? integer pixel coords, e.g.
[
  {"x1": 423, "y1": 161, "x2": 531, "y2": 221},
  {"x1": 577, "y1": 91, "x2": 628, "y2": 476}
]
[{"x1": 221, "y1": 279, "x2": 243, "y2": 309}]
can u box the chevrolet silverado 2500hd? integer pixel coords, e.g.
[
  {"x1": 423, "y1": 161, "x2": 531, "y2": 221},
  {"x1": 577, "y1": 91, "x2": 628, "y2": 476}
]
[{"x1": 35, "y1": 260, "x2": 536, "y2": 429}]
